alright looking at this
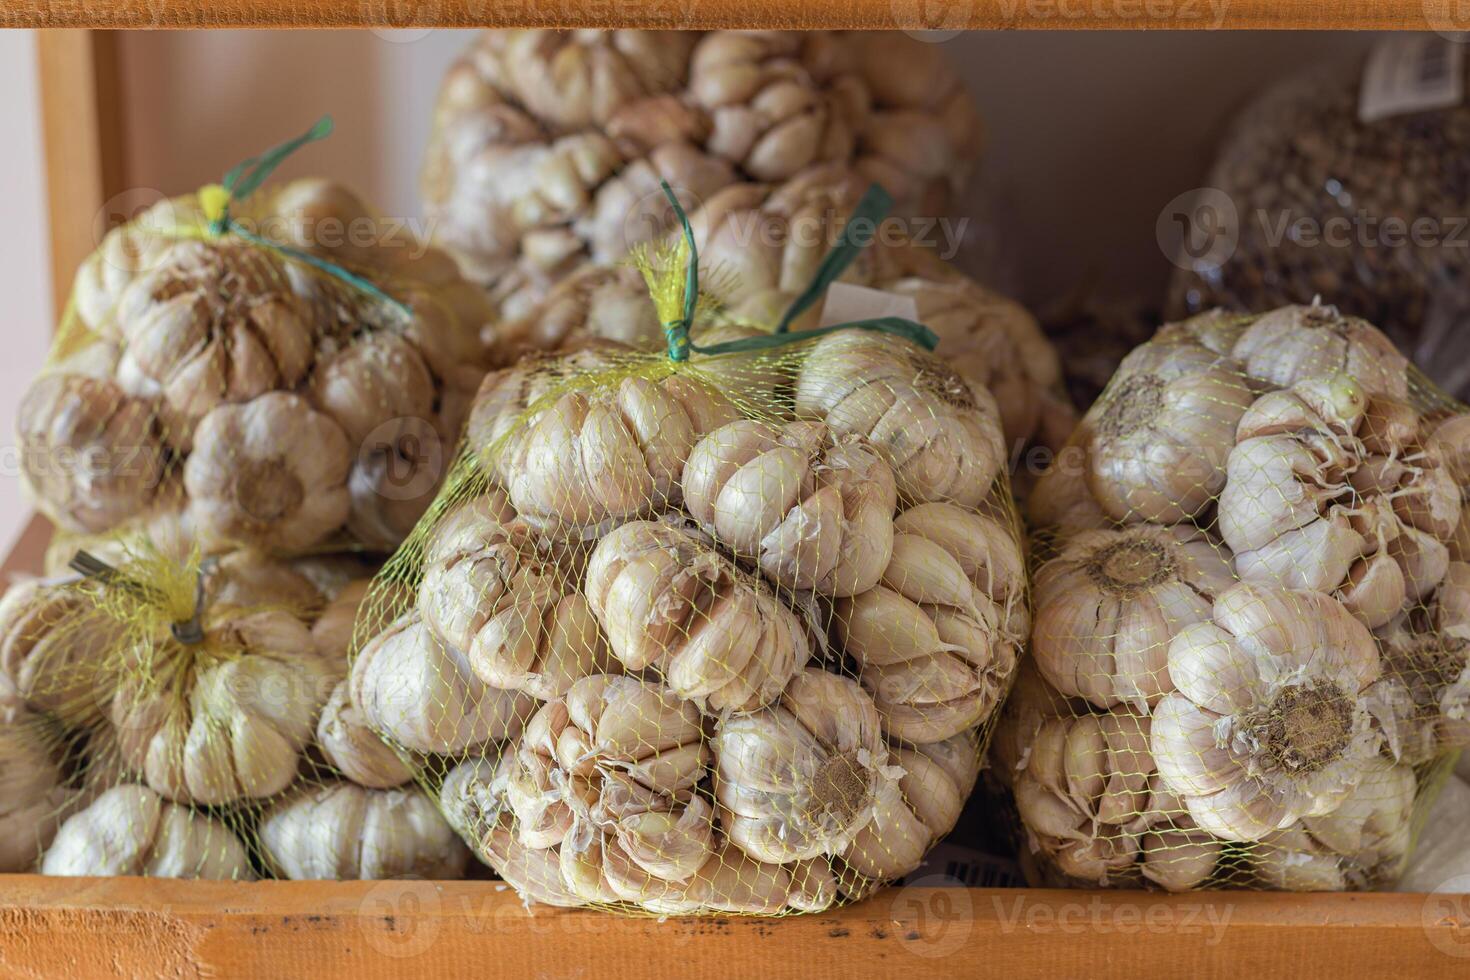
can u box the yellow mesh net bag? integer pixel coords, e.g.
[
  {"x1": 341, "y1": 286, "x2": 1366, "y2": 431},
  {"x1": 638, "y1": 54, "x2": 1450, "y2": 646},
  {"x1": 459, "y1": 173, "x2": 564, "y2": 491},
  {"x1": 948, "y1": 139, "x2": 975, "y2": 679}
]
[
  {"x1": 0, "y1": 537, "x2": 472, "y2": 880},
  {"x1": 351, "y1": 182, "x2": 1028, "y2": 913},
  {"x1": 997, "y1": 302, "x2": 1470, "y2": 891},
  {"x1": 18, "y1": 118, "x2": 500, "y2": 559}
]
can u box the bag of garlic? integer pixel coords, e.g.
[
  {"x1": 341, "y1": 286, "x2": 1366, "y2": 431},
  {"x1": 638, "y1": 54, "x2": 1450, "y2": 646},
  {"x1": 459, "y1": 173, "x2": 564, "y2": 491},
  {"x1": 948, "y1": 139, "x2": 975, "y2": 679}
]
[
  {"x1": 351, "y1": 180, "x2": 1027, "y2": 913},
  {"x1": 0, "y1": 535, "x2": 471, "y2": 883},
  {"x1": 1005, "y1": 301, "x2": 1470, "y2": 891},
  {"x1": 422, "y1": 29, "x2": 981, "y2": 322},
  {"x1": 1165, "y1": 35, "x2": 1470, "y2": 403},
  {"x1": 20, "y1": 117, "x2": 500, "y2": 558},
  {"x1": 497, "y1": 168, "x2": 1074, "y2": 457}
]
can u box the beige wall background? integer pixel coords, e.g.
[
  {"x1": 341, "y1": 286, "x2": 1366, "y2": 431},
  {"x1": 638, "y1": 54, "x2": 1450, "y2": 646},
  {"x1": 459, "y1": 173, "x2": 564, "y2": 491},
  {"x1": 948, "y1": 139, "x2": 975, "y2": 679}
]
[{"x1": 1, "y1": 28, "x2": 1387, "y2": 550}]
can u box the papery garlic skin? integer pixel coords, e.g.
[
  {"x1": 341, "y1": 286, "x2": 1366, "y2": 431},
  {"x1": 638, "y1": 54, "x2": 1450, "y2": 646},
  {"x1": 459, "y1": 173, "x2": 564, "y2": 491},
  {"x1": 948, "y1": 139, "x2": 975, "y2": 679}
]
[
  {"x1": 113, "y1": 240, "x2": 316, "y2": 444},
  {"x1": 317, "y1": 680, "x2": 414, "y2": 789},
  {"x1": 349, "y1": 613, "x2": 533, "y2": 757},
  {"x1": 0, "y1": 718, "x2": 69, "y2": 872},
  {"x1": 418, "y1": 493, "x2": 615, "y2": 700},
  {"x1": 1250, "y1": 758, "x2": 1418, "y2": 891},
  {"x1": 835, "y1": 503, "x2": 1025, "y2": 742},
  {"x1": 683, "y1": 419, "x2": 897, "y2": 597},
  {"x1": 500, "y1": 674, "x2": 716, "y2": 909},
  {"x1": 41, "y1": 784, "x2": 252, "y2": 880},
  {"x1": 311, "y1": 578, "x2": 373, "y2": 671},
  {"x1": 1031, "y1": 525, "x2": 1235, "y2": 711},
  {"x1": 994, "y1": 672, "x2": 1224, "y2": 892},
  {"x1": 585, "y1": 520, "x2": 808, "y2": 713},
  {"x1": 1232, "y1": 303, "x2": 1409, "y2": 400},
  {"x1": 1152, "y1": 584, "x2": 1382, "y2": 843},
  {"x1": 110, "y1": 610, "x2": 335, "y2": 806},
  {"x1": 0, "y1": 580, "x2": 121, "y2": 727},
  {"x1": 715, "y1": 669, "x2": 890, "y2": 865},
  {"x1": 1082, "y1": 338, "x2": 1255, "y2": 524},
  {"x1": 260, "y1": 781, "x2": 469, "y2": 880},
  {"x1": 841, "y1": 733, "x2": 982, "y2": 880},
  {"x1": 18, "y1": 373, "x2": 164, "y2": 533},
  {"x1": 498, "y1": 372, "x2": 740, "y2": 532},
  {"x1": 794, "y1": 331, "x2": 1006, "y2": 508},
  {"x1": 185, "y1": 392, "x2": 352, "y2": 554}
]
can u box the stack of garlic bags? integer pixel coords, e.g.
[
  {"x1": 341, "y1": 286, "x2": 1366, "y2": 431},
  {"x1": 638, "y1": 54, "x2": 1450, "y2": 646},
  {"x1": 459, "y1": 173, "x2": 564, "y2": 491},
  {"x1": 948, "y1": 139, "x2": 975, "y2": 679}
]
[
  {"x1": 424, "y1": 29, "x2": 980, "y2": 319},
  {"x1": 1, "y1": 123, "x2": 482, "y2": 880},
  {"x1": 997, "y1": 302, "x2": 1470, "y2": 891},
  {"x1": 350, "y1": 189, "x2": 1029, "y2": 914},
  {"x1": 423, "y1": 30, "x2": 1074, "y2": 458}
]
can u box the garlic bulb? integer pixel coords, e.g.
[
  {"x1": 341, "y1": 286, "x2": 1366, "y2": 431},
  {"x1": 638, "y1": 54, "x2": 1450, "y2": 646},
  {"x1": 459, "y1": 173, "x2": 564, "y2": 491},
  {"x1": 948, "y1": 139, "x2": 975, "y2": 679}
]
[
  {"x1": 1251, "y1": 758, "x2": 1416, "y2": 891},
  {"x1": 0, "y1": 580, "x2": 121, "y2": 726},
  {"x1": 0, "y1": 717, "x2": 69, "y2": 872},
  {"x1": 423, "y1": 30, "x2": 978, "y2": 317},
  {"x1": 110, "y1": 609, "x2": 334, "y2": 806},
  {"x1": 309, "y1": 332, "x2": 435, "y2": 448},
  {"x1": 1031, "y1": 525, "x2": 1235, "y2": 710},
  {"x1": 41, "y1": 784, "x2": 252, "y2": 879},
  {"x1": 418, "y1": 493, "x2": 614, "y2": 699},
  {"x1": 18, "y1": 372, "x2": 163, "y2": 533},
  {"x1": 685, "y1": 32, "x2": 864, "y2": 183},
  {"x1": 1082, "y1": 337, "x2": 1255, "y2": 523},
  {"x1": 72, "y1": 199, "x2": 201, "y2": 339},
  {"x1": 113, "y1": 240, "x2": 315, "y2": 443},
  {"x1": 498, "y1": 372, "x2": 740, "y2": 532},
  {"x1": 1152, "y1": 584, "x2": 1382, "y2": 842},
  {"x1": 185, "y1": 392, "x2": 352, "y2": 554},
  {"x1": 585, "y1": 520, "x2": 808, "y2": 713},
  {"x1": 465, "y1": 341, "x2": 629, "y2": 472},
  {"x1": 260, "y1": 781, "x2": 467, "y2": 880},
  {"x1": 311, "y1": 578, "x2": 372, "y2": 670},
  {"x1": 682, "y1": 419, "x2": 897, "y2": 596},
  {"x1": 345, "y1": 414, "x2": 448, "y2": 552},
  {"x1": 834, "y1": 502, "x2": 1025, "y2": 742},
  {"x1": 500, "y1": 264, "x2": 662, "y2": 353},
  {"x1": 1369, "y1": 567, "x2": 1470, "y2": 765},
  {"x1": 841, "y1": 733, "x2": 982, "y2": 880},
  {"x1": 500, "y1": 674, "x2": 716, "y2": 908},
  {"x1": 348, "y1": 612, "x2": 533, "y2": 756},
  {"x1": 995, "y1": 676, "x2": 1223, "y2": 891},
  {"x1": 316, "y1": 679, "x2": 414, "y2": 788},
  {"x1": 794, "y1": 331, "x2": 1006, "y2": 508},
  {"x1": 714, "y1": 669, "x2": 891, "y2": 864},
  {"x1": 1232, "y1": 303, "x2": 1409, "y2": 400},
  {"x1": 1427, "y1": 413, "x2": 1470, "y2": 561}
]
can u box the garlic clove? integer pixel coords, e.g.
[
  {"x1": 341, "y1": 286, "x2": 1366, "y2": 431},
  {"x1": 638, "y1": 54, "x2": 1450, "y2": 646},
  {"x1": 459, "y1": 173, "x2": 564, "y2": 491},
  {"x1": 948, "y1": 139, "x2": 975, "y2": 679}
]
[
  {"x1": 316, "y1": 679, "x2": 414, "y2": 789},
  {"x1": 1167, "y1": 621, "x2": 1260, "y2": 716},
  {"x1": 1184, "y1": 775, "x2": 1291, "y2": 844},
  {"x1": 1149, "y1": 693, "x2": 1238, "y2": 800}
]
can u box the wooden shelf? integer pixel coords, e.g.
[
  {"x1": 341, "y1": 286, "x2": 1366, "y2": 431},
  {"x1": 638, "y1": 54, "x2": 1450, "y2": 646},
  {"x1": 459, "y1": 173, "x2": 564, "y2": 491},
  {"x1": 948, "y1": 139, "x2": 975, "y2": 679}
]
[
  {"x1": 2, "y1": 876, "x2": 1467, "y2": 977},
  {"x1": 0, "y1": 0, "x2": 1455, "y2": 31}
]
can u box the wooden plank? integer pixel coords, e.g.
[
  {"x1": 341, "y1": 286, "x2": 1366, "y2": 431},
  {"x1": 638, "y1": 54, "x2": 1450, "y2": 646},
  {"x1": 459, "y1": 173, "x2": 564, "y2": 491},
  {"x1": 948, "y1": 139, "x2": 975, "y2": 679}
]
[
  {"x1": 0, "y1": 0, "x2": 1455, "y2": 30},
  {"x1": 0, "y1": 877, "x2": 1466, "y2": 977},
  {"x1": 35, "y1": 30, "x2": 125, "y2": 319}
]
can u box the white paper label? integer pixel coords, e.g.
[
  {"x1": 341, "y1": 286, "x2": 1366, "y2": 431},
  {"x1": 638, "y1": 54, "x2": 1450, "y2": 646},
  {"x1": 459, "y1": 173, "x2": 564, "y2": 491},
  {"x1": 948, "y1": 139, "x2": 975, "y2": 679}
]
[
  {"x1": 1359, "y1": 34, "x2": 1464, "y2": 123},
  {"x1": 817, "y1": 283, "x2": 920, "y2": 329}
]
